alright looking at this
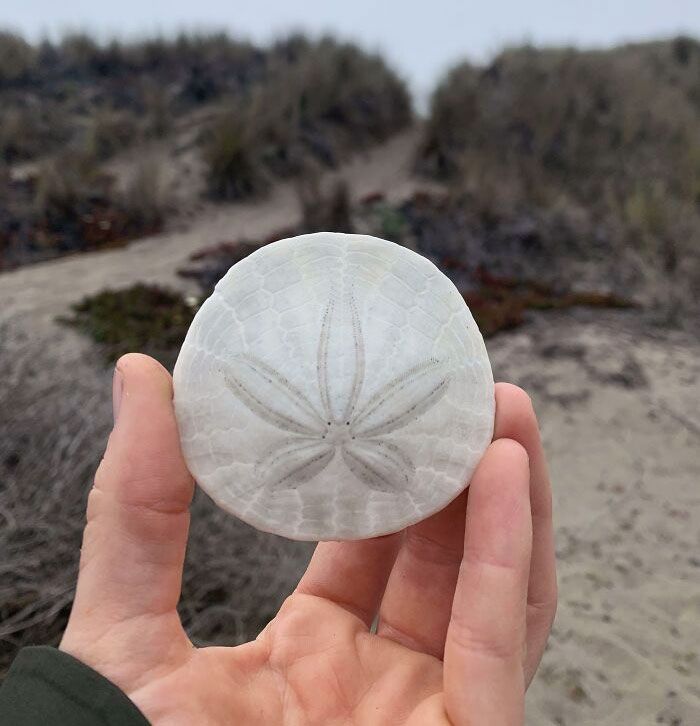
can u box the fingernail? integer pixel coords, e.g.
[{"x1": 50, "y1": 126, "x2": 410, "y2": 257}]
[{"x1": 112, "y1": 366, "x2": 123, "y2": 424}]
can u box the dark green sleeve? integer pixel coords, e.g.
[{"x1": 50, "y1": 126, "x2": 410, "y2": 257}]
[{"x1": 0, "y1": 646, "x2": 150, "y2": 725}]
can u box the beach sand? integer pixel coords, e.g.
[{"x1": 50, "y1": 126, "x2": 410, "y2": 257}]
[{"x1": 491, "y1": 312, "x2": 700, "y2": 725}]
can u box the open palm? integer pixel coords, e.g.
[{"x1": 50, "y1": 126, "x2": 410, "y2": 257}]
[{"x1": 60, "y1": 354, "x2": 556, "y2": 725}]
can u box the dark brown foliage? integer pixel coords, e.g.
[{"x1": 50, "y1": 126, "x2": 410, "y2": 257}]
[
  {"x1": 0, "y1": 333, "x2": 312, "y2": 679},
  {"x1": 464, "y1": 269, "x2": 634, "y2": 337}
]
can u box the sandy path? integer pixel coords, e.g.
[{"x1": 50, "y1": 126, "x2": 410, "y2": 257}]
[
  {"x1": 0, "y1": 126, "x2": 424, "y2": 329},
  {"x1": 1, "y1": 128, "x2": 699, "y2": 725}
]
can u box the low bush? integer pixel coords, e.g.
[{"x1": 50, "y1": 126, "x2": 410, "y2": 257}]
[
  {"x1": 463, "y1": 270, "x2": 634, "y2": 337},
  {"x1": 296, "y1": 172, "x2": 353, "y2": 233},
  {"x1": 203, "y1": 36, "x2": 411, "y2": 200},
  {"x1": 84, "y1": 107, "x2": 140, "y2": 160},
  {"x1": 1, "y1": 30, "x2": 411, "y2": 266},
  {"x1": 419, "y1": 43, "x2": 699, "y2": 201},
  {"x1": 59, "y1": 284, "x2": 197, "y2": 365},
  {"x1": 121, "y1": 157, "x2": 167, "y2": 231},
  {"x1": 203, "y1": 104, "x2": 270, "y2": 200},
  {"x1": 31, "y1": 150, "x2": 164, "y2": 256},
  {"x1": 418, "y1": 40, "x2": 700, "y2": 315},
  {"x1": 0, "y1": 31, "x2": 36, "y2": 83},
  {"x1": 0, "y1": 151, "x2": 166, "y2": 269}
]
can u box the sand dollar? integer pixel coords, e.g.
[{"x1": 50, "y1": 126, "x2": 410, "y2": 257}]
[{"x1": 173, "y1": 232, "x2": 494, "y2": 540}]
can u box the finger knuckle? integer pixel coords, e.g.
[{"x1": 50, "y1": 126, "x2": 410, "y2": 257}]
[{"x1": 449, "y1": 611, "x2": 523, "y2": 661}]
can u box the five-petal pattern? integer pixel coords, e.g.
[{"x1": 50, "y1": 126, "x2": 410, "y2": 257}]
[{"x1": 222, "y1": 291, "x2": 451, "y2": 493}]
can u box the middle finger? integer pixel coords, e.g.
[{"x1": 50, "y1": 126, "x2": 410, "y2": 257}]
[{"x1": 376, "y1": 490, "x2": 467, "y2": 658}]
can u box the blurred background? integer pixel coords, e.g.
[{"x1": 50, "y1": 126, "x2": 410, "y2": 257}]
[{"x1": 1, "y1": 2, "x2": 698, "y2": 724}]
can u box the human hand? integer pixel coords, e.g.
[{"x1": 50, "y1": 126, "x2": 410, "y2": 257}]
[{"x1": 60, "y1": 353, "x2": 556, "y2": 725}]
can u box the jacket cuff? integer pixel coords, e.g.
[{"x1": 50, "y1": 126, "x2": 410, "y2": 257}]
[{"x1": 0, "y1": 646, "x2": 150, "y2": 725}]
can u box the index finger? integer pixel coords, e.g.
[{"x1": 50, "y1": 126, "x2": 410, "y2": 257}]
[{"x1": 443, "y1": 438, "x2": 532, "y2": 726}]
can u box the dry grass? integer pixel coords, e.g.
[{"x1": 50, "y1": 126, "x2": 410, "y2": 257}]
[
  {"x1": 0, "y1": 326, "x2": 312, "y2": 680},
  {"x1": 418, "y1": 40, "x2": 700, "y2": 318},
  {"x1": 84, "y1": 107, "x2": 140, "y2": 161},
  {"x1": 204, "y1": 36, "x2": 411, "y2": 200},
  {"x1": 0, "y1": 103, "x2": 71, "y2": 164},
  {"x1": 296, "y1": 171, "x2": 353, "y2": 233},
  {"x1": 203, "y1": 104, "x2": 270, "y2": 200},
  {"x1": 121, "y1": 156, "x2": 167, "y2": 231},
  {"x1": 0, "y1": 31, "x2": 35, "y2": 83},
  {"x1": 0, "y1": 31, "x2": 410, "y2": 172},
  {"x1": 16, "y1": 149, "x2": 166, "y2": 262},
  {"x1": 0, "y1": 29, "x2": 260, "y2": 167},
  {"x1": 33, "y1": 150, "x2": 103, "y2": 227},
  {"x1": 420, "y1": 42, "x2": 699, "y2": 198},
  {"x1": 1, "y1": 30, "x2": 410, "y2": 264}
]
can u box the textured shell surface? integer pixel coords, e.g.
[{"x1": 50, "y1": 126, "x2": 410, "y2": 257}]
[{"x1": 173, "y1": 232, "x2": 494, "y2": 541}]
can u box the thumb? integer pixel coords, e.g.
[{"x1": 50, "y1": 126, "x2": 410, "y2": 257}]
[{"x1": 62, "y1": 353, "x2": 194, "y2": 642}]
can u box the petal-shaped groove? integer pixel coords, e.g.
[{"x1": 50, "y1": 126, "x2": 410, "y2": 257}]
[
  {"x1": 223, "y1": 355, "x2": 325, "y2": 436},
  {"x1": 340, "y1": 288, "x2": 366, "y2": 423},
  {"x1": 317, "y1": 297, "x2": 334, "y2": 422},
  {"x1": 352, "y1": 357, "x2": 451, "y2": 437},
  {"x1": 257, "y1": 438, "x2": 336, "y2": 490},
  {"x1": 341, "y1": 438, "x2": 415, "y2": 493}
]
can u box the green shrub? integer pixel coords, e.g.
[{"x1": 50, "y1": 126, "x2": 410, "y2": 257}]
[
  {"x1": 59, "y1": 284, "x2": 197, "y2": 364},
  {"x1": 377, "y1": 205, "x2": 407, "y2": 241}
]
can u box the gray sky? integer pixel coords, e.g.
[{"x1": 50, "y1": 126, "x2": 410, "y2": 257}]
[{"x1": 5, "y1": 0, "x2": 700, "y2": 104}]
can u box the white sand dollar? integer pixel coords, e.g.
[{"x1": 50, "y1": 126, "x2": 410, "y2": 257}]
[{"x1": 173, "y1": 232, "x2": 494, "y2": 540}]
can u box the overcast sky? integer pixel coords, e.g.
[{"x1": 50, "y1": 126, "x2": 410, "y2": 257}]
[{"x1": 5, "y1": 0, "x2": 700, "y2": 103}]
